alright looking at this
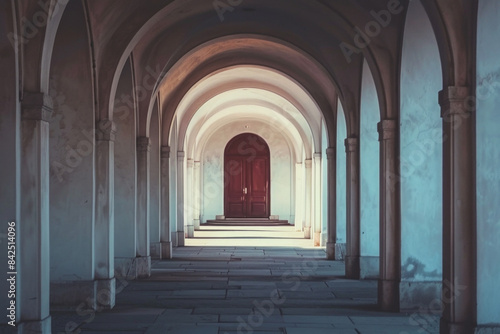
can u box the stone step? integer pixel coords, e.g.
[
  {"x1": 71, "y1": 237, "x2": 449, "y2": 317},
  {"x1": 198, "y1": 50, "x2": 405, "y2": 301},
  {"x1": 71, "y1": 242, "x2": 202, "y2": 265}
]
[{"x1": 205, "y1": 219, "x2": 290, "y2": 226}]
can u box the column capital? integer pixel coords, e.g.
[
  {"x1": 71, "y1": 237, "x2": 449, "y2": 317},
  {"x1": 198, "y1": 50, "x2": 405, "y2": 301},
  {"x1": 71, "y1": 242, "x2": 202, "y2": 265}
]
[
  {"x1": 177, "y1": 151, "x2": 185, "y2": 159},
  {"x1": 326, "y1": 147, "x2": 335, "y2": 160},
  {"x1": 137, "y1": 137, "x2": 151, "y2": 152},
  {"x1": 344, "y1": 137, "x2": 359, "y2": 152},
  {"x1": 377, "y1": 120, "x2": 397, "y2": 141},
  {"x1": 21, "y1": 92, "x2": 53, "y2": 121},
  {"x1": 304, "y1": 158, "x2": 313, "y2": 168},
  {"x1": 194, "y1": 161, "x2": 201, "y2": 169},
  {"x1": 186, "y1": 159, "x2": 194, "y2": 168},
  {"x1": 96, "y1": 120, "x2": 117, "y2": 142},
  {"x1": 439, "y1": 86, "x2": 473, "y2": 117},
  {"x1": 313, "y1": 152, "x2": 322, "y2": 161},
  {"x1": 161, "y1": 146, "x2": 170, "y2": 159}
]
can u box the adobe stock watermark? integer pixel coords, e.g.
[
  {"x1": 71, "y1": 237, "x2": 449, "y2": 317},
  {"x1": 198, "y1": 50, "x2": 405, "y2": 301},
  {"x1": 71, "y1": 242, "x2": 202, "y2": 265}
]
[
  {"x1": 399, "y1": 279, "x2": 468, "y2": 334},
  {"x1": 8, "y1": 0, "x2": 69, "y2": 50},
  {"x1": 59, "y1": 270, "x2": 130, "y2": 334},
  {"x1": 50, "y1": 64, "x2": 163, "y2": 183},
  {"x1": 340, "y1": 0, "x2": 405, "y2": 64},
  {"x1": 223, "y1": 249, "x2": 324, "y2": 334},
  {"x1": 213, "y1": 0, "x2": 244, "y2": 22},
  {"x1": 386, "y1": 78, "x2": 500, "y2": 193}
]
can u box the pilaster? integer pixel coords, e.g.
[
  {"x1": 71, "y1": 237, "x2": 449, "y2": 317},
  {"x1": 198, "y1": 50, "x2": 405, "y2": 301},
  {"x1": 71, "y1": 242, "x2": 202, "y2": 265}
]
[
  {"x1": 193, "y1": 161, "x2": 201, "y2": 230},
  {"x1": 439, "y1": 86, "x2": 476, "y2": 333},
  {"x1": 18, "y1": 92, "x2": 52, "y2": 332},
  {"x1": 136, "y1": 137, "x2": 151, "y2": 278},
  {"x1": 304, "y1": 159, "x2": 313, "y2": 239},
  {"x1": 160, "y1": 146, "x2": 172, "y2": 259},
  {"x1": 177, "y1": 151, "x2": 186, "y2": 246},
  {"x1": 345, "y1": 137, "x2": 361, "y2": 279},
  {"x1": 94, "y1": 119, "x2": 117, "y2": 309},
  {"x1": 186, "y1": 158, "x2": 195, "y2": 238},
  {"x1": 326, "y1": 147, "x2": 336, "y2": 260},
  {"x1": 377, "y1": 119, "x2": 401, "y2": 312}
]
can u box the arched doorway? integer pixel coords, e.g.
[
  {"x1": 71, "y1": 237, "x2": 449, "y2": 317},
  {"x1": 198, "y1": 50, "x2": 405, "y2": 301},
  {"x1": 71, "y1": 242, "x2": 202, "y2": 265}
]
[{"x1": 224, "y1": 133, "x2": 270, "y2": 218}]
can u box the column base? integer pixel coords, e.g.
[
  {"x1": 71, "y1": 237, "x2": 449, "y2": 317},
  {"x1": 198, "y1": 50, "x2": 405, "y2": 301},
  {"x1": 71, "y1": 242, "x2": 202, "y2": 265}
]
[
  {"x1": 440, "y1": 318, "x2": 476, "y2": 334},
  {"x1": 150, "y1": 242, "x2": 162, "y2": 259},
  {"x1": 194, "y1": 219, "x2": 200, "y2": 230},
  {"x1": 115, "y1": 256, "x2": 152, "y2": 280},
  {"x1": 313, "y1": 231, "x2": 321, "y2": 246},
  {"x1": 399, "y1": 281, "x2": 441, "y2": 311},
  {"x1": 326, "y1": 242, "x2": 336, "y2": 260},
  {"x1": 378, "y1": 279, "x2": 400, "y2": 312},
  {"x1": 304, "y1": 226, "x2": 311, "y2": 239},
  {"x1": 345, "y1": 255, "x2": 360, "y2": 279},
  {"x1": 96, "y1": 278, "x2": 116, "y2": 309},
  {"x1": 18, "y1": 316, "x2": 51, "y2": 334},
  {"x1": 136, "y1": 256, "x2": 151, "y2": 279},
  {"x1": 161, "y1": 241, "x2": 173, "y2": 259},
  {"x1": 177, "y1": 231, "x2": 185, "y2": 246},
  {"x1": 335, "y1": 243, "x2": 346, "y2": 260},
  {"x1": 186, "y1": 225, "x2": 194, "y2": 238},
  {"x1": 360, "y1": 256, "x2": 380, "y2": 279}
]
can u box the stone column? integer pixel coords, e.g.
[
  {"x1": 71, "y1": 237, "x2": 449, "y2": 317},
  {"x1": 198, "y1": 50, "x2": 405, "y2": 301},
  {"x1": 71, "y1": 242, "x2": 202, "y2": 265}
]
[
  {"x1": 345, "y1": 137, "x2": 361, "y2": 279},
  {"x1": 186, "y1": 159, "x2": 195, "y2": 238},
  {"x1": 194, "y1": 161, "x2": 201, "y2": 230},
  {"x1": 160, "y1": 146, "x2": 172, "y2": 259},
  {"x1": 136, "y1": 137, "x2": 151, "y2": 278},
  {"x1": 439, "y1": 86, "x2": 476, "y2": 333},
  {"x1": 18, "y1": 92, "x2": 52, "y2": 333},
  {"x1": 377, "y1": 120, "x2": 401, "y2": 312},
  {"x1": 94, "y1": 119, "x2": 117, "y2": 309},
  {"x1": 304, "y1": 159, "x2": 313, "y2": 239},
  {"x1": 177, "y1": 151, "x2": 186, "y2": 246},
  {"x1": 313, "y1": 153, "x2": 322, "y2": 246},
  {"x1": 326, "y1": 147, "x2": 337, "y2": 260},
  {"x1": 294, "y1": 162, "x2": 304, "y2": 232}
]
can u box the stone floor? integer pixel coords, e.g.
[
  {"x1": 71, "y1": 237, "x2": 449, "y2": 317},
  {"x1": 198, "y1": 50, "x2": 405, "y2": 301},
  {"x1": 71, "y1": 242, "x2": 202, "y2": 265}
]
[{"x1": 48, "y1": 225, "x2": 439, "y2": 334}]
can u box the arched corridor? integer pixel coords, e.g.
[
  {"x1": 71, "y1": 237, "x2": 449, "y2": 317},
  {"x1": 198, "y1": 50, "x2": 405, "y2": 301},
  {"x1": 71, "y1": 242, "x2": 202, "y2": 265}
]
[{"x1": 0, "y1": 1, "x2": 499, "y2": 333}]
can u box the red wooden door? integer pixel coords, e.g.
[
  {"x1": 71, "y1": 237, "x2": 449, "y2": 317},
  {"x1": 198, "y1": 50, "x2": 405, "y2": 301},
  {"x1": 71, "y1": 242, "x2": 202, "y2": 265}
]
[{"x1": 224, "y1": 133, "x2": 270, "y2": 218}]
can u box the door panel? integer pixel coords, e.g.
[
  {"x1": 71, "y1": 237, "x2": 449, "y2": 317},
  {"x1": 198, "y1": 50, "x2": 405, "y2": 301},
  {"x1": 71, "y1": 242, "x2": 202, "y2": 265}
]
[
  {"x1": 247, "y1": 158, "x2": 268, "y2": 217},
  {"x1": 224, "y1": 134, "x2": 270, "y2": 218},
  {"x1": 225, "y1": 157, "x2": 245, "y2": 217}
]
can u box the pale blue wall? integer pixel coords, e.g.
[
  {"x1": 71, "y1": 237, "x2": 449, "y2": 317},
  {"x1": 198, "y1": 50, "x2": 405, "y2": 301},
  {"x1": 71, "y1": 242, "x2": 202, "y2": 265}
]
[
  {"x1": 477, "y1": 0, "x2": 500, "y2": 325},
  {"x1": 336, "y1": 101, "x2": 347, "y2": 245},
  {"x1": 360, "y1": 60, "x2": 380, "y2": 257},
  {"x1": 400, "y1": 0, "x2": 442, "y2": 281}
]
